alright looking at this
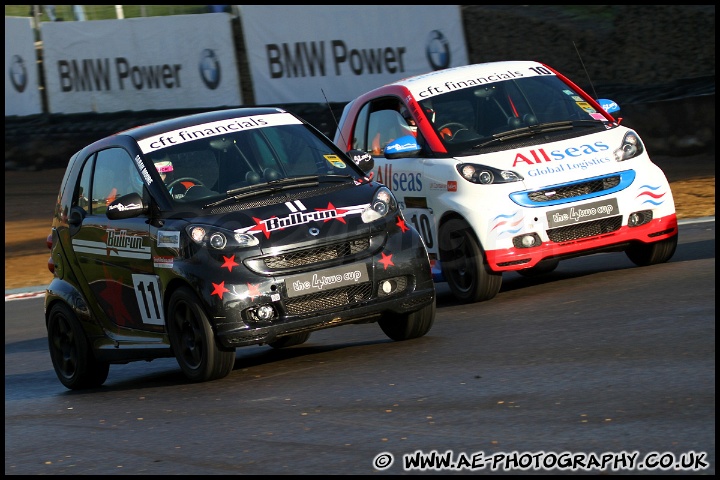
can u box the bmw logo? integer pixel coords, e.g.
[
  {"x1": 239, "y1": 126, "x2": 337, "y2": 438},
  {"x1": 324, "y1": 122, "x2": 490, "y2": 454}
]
[
  {"x1": 425, "y1": 30, "x2": 451, "y2": 71},
  {"x1": 9, "y1": 55, "x2": 28, "y2": 93},
  {"x1": 309, "y1": 227, "x2": 320, "y2": 236},
  {"x1": 199, "y1": 49, "x2": 221, "y2": 90}
]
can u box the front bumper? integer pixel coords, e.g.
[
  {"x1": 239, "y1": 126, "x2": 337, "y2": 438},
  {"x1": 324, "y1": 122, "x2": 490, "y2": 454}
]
[
  {"x1": 485, "y1": 214, "x2": 678, "y2": 271},
  {"x1": 213, "y1": 284, "x2": 435, "y2": 348}
]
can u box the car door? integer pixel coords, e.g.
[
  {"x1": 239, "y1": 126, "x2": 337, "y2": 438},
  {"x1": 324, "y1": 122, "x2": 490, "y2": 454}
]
[
  {"x1": 360, "y1": 98, "x2": 441, "y2": 261},
  {"x1": 71, "y1": 147, "x2": 162, "y2": 332}
]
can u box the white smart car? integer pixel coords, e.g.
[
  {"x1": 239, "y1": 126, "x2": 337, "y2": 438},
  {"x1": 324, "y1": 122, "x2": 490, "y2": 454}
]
[{"x1": 334, "y1": 61, "x2": 678, "y2": 303}]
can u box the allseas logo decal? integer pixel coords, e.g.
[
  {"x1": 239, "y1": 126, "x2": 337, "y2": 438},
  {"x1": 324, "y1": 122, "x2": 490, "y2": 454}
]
[
  {"x1": 512, "y1": 142, "x2": 611, "y2": 170},
  {"x1": 236, "y1": 200, "x2": 368, "y2": 239},
  {"x1": 375, "y1": 164, "x2": 423, "y2": 192},
  {"x1": 266, "y1": 40, "x2": 407, "y2": 78},
  {"x1": 425, "y1": 30, "x2": 450, "y2": 70}
]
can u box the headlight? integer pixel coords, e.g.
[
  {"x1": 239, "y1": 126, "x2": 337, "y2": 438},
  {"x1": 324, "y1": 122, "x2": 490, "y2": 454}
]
[
  {"x1": 613, "y1": 131, "x2": 644, "y2": 161},
  {"x1": 361, "y1": 186, "x2": 398, "y2": 223},
  {"x1": 456, "y1": 163, "x2": 523, "y2": 184},
  {"x1": 186, "y1": 224, "x2": 259, "y2": 250}
]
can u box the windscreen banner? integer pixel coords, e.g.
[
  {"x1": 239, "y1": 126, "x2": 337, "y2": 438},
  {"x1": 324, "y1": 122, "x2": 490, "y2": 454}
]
[
  {"x1": 5, "y1": 16, "x2": 43, "y2": 116},
  {"x1": 40, "y1": 13, "x2": 242, "y2": 114},
  {"x1": 238, "y1": 5, "x2": 469, "y2": 104}
]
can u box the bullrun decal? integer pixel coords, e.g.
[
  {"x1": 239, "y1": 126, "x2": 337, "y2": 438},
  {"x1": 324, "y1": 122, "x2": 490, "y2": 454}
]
[
  {"x1": 236, "y1": 200, "x2": 369, "y2": 239},
  {"x1": 72, "y1": 229, "x2": 150, "y2": 259}
]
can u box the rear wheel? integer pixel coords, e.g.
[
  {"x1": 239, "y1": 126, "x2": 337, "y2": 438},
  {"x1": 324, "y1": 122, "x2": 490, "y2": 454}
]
[
  {"x1": 439, "y1": 218, "x2": 502, "y2": 303},
  {"x1": 167, "y1": 286, "x2": 235, "y2": 382},
  {"x1": 379, "y1": 298, "x2": 435, "y2": 341},
  {"x1": 47, "y1": 303, "x2": 109, "y2": 390},
  {"x1": 625, "y1": 235, "x2": 678, "y2": 266},
  {"x1": 268, "y1": 332, "x2": 311, "y2": 349}
]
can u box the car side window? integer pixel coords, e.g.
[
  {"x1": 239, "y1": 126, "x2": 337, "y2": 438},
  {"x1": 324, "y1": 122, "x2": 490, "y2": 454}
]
[
  {"x1": 350, "y1": 104, "x2": 370, "y2": 151},
  {"x1": 75, "y1": 155, "x2": 93, "y2": 214},
  {"x1": 367, "y1": 108, "x2": 410, "y2": 156},
  {"x1": 91, "y1": 148, "x2": 141, "y2": 215}
]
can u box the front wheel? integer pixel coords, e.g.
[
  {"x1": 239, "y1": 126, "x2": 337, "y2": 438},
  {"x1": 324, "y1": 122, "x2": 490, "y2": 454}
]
[
  {"x1": 167, "y1": 286, "x2": 235, "y2": 383},
  {"x1": 379, "y1": 298, "x2": 435, "y2": 341},
  {"x1": 439, "y1": 218, "x2": 502, "y2": 303},
  {"x1": 625, "y1": 234, "x2": 678, "y2": 266},
  {"x1": 47, "y1": 303, "x2": 109, "y2": 390}
]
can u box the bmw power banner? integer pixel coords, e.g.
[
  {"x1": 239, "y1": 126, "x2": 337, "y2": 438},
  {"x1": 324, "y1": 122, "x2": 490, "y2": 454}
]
[
  {"x1": 40, "y1": 13, "x2": 242, "y2": 114},
  {"x1": 238, "y1": 5, "x2": 468, "y2": 104},
  {"x1": 5, "y1": 17, "x2": 43, "y2": 116}
]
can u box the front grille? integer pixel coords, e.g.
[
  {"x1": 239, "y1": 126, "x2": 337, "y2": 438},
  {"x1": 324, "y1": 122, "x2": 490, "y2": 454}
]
[
  {"x1": 547, "y1": 216, "x2": 622, "y2": 243},
  {"x1": 529, "y1": 176, "x2": 620, "y2": 203},
  {"x1": 285, "y1": 283, "x2": 372, "y2": 315},
  {"x1": 265, "y1": 237, "x2": 370, "y2": 269}
]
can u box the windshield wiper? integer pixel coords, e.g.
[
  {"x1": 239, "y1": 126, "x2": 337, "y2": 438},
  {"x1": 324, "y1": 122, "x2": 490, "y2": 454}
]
[
  {"x1": 204, "y1": 175, "x2": 355, "y2": 209},
  {"x1": 472, "y1": 121, "x2": 574, "y2": 149}
]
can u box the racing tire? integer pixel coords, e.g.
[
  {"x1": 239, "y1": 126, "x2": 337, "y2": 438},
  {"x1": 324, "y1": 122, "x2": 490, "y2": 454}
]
[
  {"x1": 517, "y1": 259, "x2": 559, "y2": 277},
  {"x1": 47, "y1": 303, "x2": 110, "y2": 390},
  {"x1": 379, "y1": 298, "x2": 436, "y2": 341},
  {"x1": 167, "y1": 286, "x2": 235, "y2": 383},
  {"x1": 439, "y1": 218, "x2": 502, "y2": 303},
  {"x1": 625, "y1": 234, "x2": 678, "y2": 266},
  {"x1": 268, "y1": 332, "x2": 311, "y2": 349}
]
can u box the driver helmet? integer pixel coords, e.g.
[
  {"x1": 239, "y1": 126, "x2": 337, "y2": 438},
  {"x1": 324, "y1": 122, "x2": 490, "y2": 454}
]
[{"x1": 151, "y1": 154, "x2": 174, "y2": 184}]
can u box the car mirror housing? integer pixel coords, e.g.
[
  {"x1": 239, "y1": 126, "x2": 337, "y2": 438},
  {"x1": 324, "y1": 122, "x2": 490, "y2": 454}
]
[
  {"x1": 107, "y1": 192, "x2": 147, "y2": 220},
  {"x1": 598, "y1": 98, "x2": 620, "y2": 114},
  {"x1": 347, "y1": 149, "x2": 374, "y2": 173},
  {"x1": 384, "y1": 135, "x2": 421, "y2": 159}
]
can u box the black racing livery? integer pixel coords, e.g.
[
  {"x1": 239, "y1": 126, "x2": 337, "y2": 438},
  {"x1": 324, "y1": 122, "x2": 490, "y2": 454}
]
[{"x1": 45, "y1": 107, "x2": 435, "y2": 389}]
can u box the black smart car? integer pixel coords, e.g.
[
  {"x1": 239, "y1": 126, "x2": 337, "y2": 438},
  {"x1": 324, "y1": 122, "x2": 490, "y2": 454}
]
[{"x1": 45, "y1": 107, "x2": 435, "y2": 389}]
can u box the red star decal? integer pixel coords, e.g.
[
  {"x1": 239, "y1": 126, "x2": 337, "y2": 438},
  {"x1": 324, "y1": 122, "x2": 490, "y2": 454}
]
[
  {"x1": 98, "y1": 268, "x2": 133, "y2": 327},
  {"x1": 212, "y1": 281, "x2": 229, "y2": 299},
  {"x1": 221, "y1": 254, "x2": 239, "y2": 272},
  {"x1": 396, "y1": 216, "x2": 409, "y2": 232},
  {"x1": 316, "y1": 202, "x2": 348, "y2": 224},
  {"x1": 378, "y1": 251, "x2": 394, "y2": 270},
  {"x1": 248, "y1": 216, "x2": 273, "y2": 239},
  {"x1": 246, "y1": 283, "x2": 261, "y2": 301}
]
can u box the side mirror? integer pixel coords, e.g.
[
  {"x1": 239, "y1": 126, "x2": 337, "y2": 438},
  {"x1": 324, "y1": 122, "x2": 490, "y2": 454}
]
[
  {"x1": 384, "y1": 135, "x2": 421, "y2": 159},
  {"x1": 347, "y1": 149, "x2": 374, "y2": 173},
  {"x1": 597, "y1": 98, "x2": 620, "y2": 114},
  {"x1": 107, "y1": 192, "x2": 147, "y2": 220}
]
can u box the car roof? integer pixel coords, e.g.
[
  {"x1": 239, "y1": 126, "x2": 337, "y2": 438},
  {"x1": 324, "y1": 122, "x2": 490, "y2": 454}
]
[
  {"x1": 375, "y1": 60, "x2": 547, "y2": 99},
  {"x1": 118, "y1": 106, "x2": 291, "y2": 141}
]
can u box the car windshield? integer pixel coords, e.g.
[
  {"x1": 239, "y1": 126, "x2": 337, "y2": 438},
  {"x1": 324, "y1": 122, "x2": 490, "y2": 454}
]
[
  {"x1": 144, "y1": 120, "x2": 363, "y2": 204},
  {"x1": 418, "y1": 75, "x2": 608, "y2": 153}
]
